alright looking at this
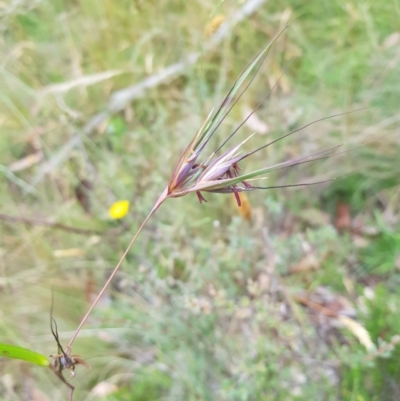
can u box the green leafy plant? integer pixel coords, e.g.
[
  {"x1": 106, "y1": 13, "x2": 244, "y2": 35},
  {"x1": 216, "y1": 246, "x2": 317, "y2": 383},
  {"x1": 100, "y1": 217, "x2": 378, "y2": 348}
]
[{"x1": 0, "y1": 343, "x2": 49, "y2": 367}]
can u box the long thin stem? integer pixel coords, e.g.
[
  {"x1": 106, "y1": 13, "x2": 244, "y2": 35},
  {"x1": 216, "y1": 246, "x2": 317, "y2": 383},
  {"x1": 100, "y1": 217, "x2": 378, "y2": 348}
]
[{"x1": 67, "y1": 191, "x2": 167, "y2": 349}]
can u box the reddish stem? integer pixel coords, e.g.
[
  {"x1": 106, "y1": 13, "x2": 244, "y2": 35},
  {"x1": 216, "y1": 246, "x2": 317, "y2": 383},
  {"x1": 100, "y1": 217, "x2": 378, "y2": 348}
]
[
  {"x1": 67, "y1": 190, "x2": 167, "y2": 349},
  {"x1": 196, "y1": 191, "x2": 208, "y2": 203},
  {"x1": 233, "y1": 191, "x2": 241, "y2": 207}
]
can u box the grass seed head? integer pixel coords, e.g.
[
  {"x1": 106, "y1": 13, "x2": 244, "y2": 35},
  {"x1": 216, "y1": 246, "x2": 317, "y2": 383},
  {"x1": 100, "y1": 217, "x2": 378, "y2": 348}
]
[
  {"x1": 166, "y1": 26, "x2": 290, "y2": 206},
  {"x1": 165, "y1": 24, "x2": 341, "y2": 206}
]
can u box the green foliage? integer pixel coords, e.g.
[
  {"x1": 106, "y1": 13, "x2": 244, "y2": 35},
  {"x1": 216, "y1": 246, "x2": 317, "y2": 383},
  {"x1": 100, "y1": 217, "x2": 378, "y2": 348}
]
[
  {"x1": 342, "y1": 285, "x2": 400, "y2": 401},
  {"x1": 106, "y1": 116, "x2": 129, "y2": 153},
  {"x1": 107, "y1": 367, "x2": 172, "y2": 401},
  {"x1": 0, "y1": 343, "x2": 49, "y2": 367},
  {"x1": 359, "y1": 228, "x2": 400, "y2": 275}
]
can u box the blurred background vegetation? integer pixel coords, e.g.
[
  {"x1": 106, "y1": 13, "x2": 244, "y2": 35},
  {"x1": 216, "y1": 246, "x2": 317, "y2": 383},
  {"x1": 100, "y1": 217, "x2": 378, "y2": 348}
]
[{"x1": 1, "y1": 0, "x2": 400, "y2": 400}]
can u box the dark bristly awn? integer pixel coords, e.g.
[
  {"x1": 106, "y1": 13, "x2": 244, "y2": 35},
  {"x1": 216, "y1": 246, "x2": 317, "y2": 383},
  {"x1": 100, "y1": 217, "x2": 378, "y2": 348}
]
[{"x1": 50, "y1": 292, "x2": 90, "y2": 401}]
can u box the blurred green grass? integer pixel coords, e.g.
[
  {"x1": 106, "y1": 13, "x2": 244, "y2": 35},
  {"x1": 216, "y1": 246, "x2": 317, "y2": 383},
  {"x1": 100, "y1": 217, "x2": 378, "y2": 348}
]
[{"x1": 1, "y1": 0, "x2": 400, "y2": 400}]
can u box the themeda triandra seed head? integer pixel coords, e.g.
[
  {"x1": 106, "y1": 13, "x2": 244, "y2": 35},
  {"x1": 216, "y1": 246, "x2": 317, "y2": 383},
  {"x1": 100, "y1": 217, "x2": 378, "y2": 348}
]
[{"x1": 166, "y1": 24, "x2": 343, "y2": 207}]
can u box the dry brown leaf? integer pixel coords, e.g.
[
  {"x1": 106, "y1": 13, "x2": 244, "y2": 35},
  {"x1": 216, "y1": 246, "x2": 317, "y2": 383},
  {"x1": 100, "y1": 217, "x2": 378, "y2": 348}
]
[
  {"x1": 338, "y1": 315, "x2": 375, "y2": 351},
  {"x1": 335, "y1": 200, "x2": 351, "y2": 231}
]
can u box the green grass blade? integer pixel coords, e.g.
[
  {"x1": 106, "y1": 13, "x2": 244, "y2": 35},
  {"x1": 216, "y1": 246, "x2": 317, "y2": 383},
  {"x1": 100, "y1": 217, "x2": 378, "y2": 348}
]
[
  {"x1": 195, "y1": 25, "x2": 289, "y2": 154},
  {"x1": 0, "y1": 343, "x2": 50, "y2": 367}
]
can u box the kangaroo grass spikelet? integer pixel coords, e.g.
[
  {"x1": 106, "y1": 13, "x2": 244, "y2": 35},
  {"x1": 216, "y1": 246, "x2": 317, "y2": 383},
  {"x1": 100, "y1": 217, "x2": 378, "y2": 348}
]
[{"x1": 64, "y1": 24, "x2": 363, "y2": 397}]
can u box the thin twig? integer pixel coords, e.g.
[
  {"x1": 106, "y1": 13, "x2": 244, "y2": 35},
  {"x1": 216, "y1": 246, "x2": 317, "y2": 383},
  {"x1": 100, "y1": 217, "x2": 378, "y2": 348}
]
[
  {"x1": 29, "y1": 0, "x2": 270, "y2": 189},
  {"x1": 48, "y1": 365, "x2": 75, "y2": 401}
]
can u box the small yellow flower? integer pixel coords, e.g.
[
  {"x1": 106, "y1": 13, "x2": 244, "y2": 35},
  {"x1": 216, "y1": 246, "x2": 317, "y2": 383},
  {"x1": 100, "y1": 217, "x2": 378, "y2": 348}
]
[{"x1": 108, "y1": 200, "x2": 130, "y2": 219}]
